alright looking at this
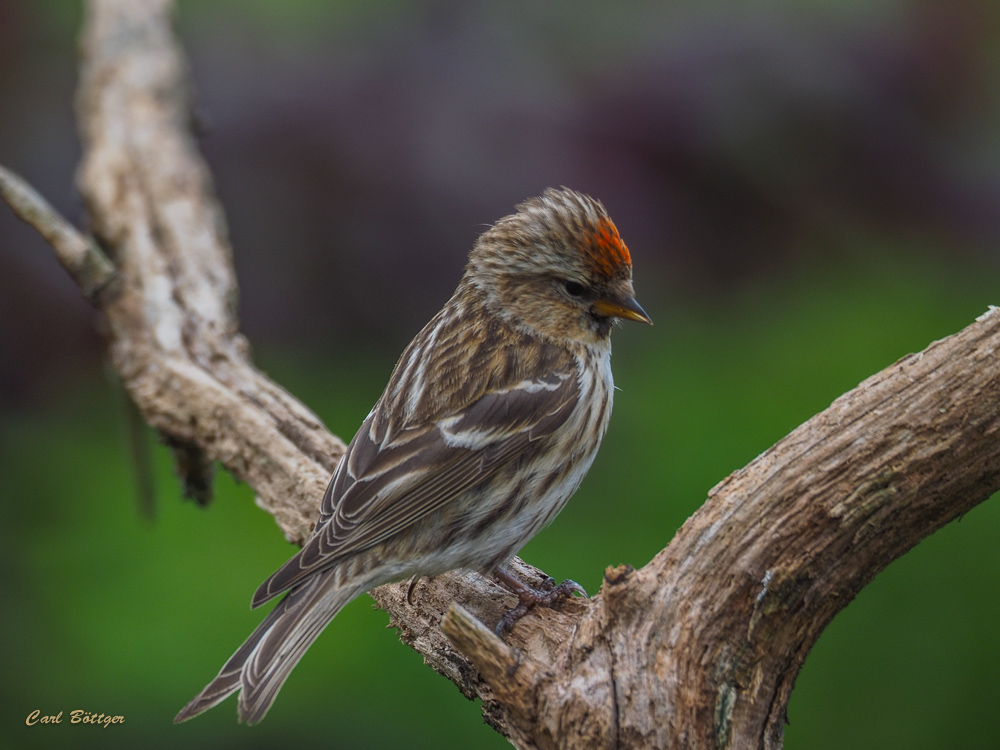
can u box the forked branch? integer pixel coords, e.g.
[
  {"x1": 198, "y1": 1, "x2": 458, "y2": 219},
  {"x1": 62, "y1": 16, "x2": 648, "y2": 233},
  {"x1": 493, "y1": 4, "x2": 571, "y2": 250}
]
[{"x1": 3, "y1": 0, "x2": 998, "y2": 747}]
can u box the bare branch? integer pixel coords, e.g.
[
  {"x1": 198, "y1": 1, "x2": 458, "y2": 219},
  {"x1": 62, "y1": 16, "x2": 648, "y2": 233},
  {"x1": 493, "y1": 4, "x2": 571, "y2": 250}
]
[
  {"x1": 0, "y1": 163, "x2": 116, "y2": 301},
  {"x1": 589, "y1": 308, "x2": 1000, "y2": 747},
  {"x1": 76, "y1": 0, "x2": 345, "y2": 538}
]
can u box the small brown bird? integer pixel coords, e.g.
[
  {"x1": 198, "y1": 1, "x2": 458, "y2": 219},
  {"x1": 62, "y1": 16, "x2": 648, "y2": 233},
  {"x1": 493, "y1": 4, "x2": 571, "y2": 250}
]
[{"x1": 175, "y1": 188, "x2": 651, "y2": 725}]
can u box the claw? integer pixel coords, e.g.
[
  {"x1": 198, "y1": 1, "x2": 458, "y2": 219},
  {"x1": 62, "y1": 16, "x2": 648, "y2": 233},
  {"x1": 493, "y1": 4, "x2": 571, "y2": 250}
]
[
  {"x1": 491, "y1": 567, "x2": 588, "y2": 636},
  {"x1": 552, "y1": 579, "x2": 588, "y2": 598},
  {"x1": 406, "y1": 575, "x2": 421, "y2": 605}
]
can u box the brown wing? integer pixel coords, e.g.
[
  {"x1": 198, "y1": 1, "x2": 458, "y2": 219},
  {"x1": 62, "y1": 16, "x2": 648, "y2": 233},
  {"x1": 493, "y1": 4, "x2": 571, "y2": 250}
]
[{"x1": 251, "y1": 369, "x2": 579, "y2": 607}]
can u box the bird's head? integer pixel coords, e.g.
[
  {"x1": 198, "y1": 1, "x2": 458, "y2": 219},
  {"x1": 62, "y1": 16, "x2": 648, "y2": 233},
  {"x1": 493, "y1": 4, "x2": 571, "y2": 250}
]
[{"x1": 465, "y1": 188, "x2": 651, "y2": 345}]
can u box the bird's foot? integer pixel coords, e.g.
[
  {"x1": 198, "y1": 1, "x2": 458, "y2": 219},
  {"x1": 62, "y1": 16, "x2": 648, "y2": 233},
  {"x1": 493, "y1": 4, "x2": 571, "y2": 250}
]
[{"x1": 492, "y1": 567, "x2": 588, "y2": 637}]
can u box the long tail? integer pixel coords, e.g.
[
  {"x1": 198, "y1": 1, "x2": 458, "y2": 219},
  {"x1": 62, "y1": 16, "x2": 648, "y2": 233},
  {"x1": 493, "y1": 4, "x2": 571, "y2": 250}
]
[{"x1": 174, "y1": 567, "x2": 366, "y2": 725}]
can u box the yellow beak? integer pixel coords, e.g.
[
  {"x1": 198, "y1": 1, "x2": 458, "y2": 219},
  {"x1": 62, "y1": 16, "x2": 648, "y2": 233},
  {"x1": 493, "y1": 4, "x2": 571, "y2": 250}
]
[{"x1": 591, "y1": 296, "x2": 653, "y2": 325}]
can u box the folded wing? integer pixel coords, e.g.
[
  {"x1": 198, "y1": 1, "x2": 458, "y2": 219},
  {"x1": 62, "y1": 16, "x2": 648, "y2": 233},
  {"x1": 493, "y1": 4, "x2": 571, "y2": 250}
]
[{"x1": 252, "y1": 368, "x2": 580, "y2": 607}]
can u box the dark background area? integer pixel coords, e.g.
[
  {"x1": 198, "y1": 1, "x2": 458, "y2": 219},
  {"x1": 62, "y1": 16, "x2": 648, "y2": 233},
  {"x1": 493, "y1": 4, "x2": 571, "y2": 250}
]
[{"x1": 2, "y1": 1, "x2": 1000, "y2": 747}]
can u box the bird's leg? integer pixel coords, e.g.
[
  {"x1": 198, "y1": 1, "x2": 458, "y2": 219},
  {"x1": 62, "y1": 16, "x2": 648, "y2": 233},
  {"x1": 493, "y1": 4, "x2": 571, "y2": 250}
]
[{"x1": 491, "y1": 566, "x2": 588, "y2": 636}]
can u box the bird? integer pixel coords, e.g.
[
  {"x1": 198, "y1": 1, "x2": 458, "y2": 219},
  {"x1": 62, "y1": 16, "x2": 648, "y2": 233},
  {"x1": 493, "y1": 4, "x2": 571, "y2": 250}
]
[{"x1": 174, "y1": 187, "x2": 651, "y2": 725}]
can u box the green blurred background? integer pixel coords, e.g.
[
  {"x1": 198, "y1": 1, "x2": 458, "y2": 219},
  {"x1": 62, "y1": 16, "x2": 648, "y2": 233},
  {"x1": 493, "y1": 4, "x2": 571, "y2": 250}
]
[{"x1": 3, "y1": 1, "x2": 1000, "y2": 748}]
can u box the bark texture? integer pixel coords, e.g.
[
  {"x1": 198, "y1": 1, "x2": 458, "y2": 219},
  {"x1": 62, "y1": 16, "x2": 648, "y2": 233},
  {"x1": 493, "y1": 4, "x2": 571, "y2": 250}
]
[
  {"x1": 2, "y1": 0, "x2": 998, "y2": 748},
  {"x1": 76, "y1": 0, "x2": 342, "y2": 537}
]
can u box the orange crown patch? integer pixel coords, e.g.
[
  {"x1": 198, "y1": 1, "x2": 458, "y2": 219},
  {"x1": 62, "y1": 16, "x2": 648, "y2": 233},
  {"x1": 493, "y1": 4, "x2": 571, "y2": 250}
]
[{"x1": 586, "y1": 216, "x2": 631, "y2": 277}]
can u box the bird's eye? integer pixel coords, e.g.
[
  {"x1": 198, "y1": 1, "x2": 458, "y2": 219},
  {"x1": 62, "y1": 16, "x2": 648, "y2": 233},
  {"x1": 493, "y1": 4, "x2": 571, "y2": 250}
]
[{"x1": 564, "y1": 281, "x2": 585, "y2": 298}]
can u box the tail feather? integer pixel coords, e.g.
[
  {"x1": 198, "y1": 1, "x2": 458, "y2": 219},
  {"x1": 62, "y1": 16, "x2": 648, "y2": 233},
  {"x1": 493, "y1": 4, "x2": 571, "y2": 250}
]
[{"x1": 175, "y1": 567, "x2": 366, "y2": 725}]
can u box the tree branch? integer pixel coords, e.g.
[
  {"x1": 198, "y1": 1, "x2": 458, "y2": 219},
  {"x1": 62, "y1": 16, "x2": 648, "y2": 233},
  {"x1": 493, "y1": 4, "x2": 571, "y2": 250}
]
[
  {"x1": 75, "y1": 0, "x2": 344, "y2": 541},
  {"x1": 0, "y1": 164, "x2": 116, "y2": 301},
  {"x1": 4, "y1": 0, "x2": 998, "y2": 747}
]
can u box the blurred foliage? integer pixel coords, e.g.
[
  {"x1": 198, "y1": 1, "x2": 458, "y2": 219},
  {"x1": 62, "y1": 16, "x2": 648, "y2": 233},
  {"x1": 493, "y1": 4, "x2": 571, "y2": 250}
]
[
  {"x1": 4, "y1": 0, "x2": 1000, "y2": 747},
  {"x1": 2, "y1": 242, "x2": 999, "y2": 748}
]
